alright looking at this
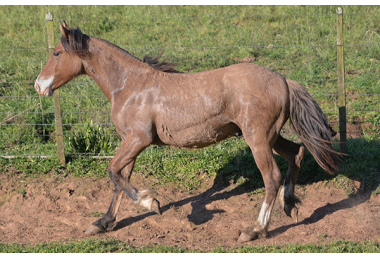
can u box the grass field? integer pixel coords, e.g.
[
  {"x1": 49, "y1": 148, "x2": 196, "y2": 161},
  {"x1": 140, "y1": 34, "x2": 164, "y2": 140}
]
[
  {"x1": 0, "y1": 238, "x2": 379, "y2": 253},
  {"x1": 1, "y1": 6, "x2": 379, "y2": 157},
  {"x1": 0, "y1": 5, "x2": 379, "y2": 252}
]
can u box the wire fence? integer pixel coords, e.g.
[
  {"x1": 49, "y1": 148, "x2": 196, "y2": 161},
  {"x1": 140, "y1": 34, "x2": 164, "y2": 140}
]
[{"x1": 0, "y1": 6, "x2": 379, "y2": 161}]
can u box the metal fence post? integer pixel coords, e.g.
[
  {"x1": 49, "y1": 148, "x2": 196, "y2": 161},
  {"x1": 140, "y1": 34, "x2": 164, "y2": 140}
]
[
  {"x1": 46, "y1": 12, "x2": 66, "y2": 166},
  {"x1": 337, "y1": 7, "x2": 347, "y2": 154}
]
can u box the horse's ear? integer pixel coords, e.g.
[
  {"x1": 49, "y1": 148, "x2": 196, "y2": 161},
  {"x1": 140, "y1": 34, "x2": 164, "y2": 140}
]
[{"x1": 60, "y1": 21, "x2": 71, "y2": 40}]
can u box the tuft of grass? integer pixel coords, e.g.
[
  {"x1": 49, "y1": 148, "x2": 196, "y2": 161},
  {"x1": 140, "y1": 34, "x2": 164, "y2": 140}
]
[
  {"x1": 83, "y1": 212, "x2": 104, "y2": 218},
  {"x1": 18, "y1": 189, "x2": 26, "y2": 196}
]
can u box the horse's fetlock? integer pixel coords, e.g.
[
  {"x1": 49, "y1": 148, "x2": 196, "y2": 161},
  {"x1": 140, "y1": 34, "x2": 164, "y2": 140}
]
[
  {"x1": 85, "y1": 215, "x2": 117, "y2": 235},
  {"x1": 237, "y1": 225, "x2": 268, "y2": 242},
  {"x1": 237, "y1": 229, "x2": 258, "y2": 242}
]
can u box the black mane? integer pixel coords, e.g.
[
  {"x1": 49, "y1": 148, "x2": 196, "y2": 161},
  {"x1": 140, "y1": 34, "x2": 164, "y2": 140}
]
[
  {"x1": 61, "y1": 27, "x2": 90, "y2": 57},
  {"x1": 61, "y1": 27, "x2": 179, "y2": 73},
  {"x1": 142, "y1": 54, "x2": 180, "y2": 73}
]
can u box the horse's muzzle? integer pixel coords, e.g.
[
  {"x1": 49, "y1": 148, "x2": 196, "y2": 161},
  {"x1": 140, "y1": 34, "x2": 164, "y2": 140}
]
[{"x1": 34, "y1": 79, "x2": 53, "y2": 97}]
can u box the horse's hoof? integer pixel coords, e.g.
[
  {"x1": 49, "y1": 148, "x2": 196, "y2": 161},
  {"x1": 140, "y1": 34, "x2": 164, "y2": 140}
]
[
  {"x1": 151, "y1": 198, "x2": 162, "y2": 215},
  {"x1": 85, "y1": 225, "x2": 104, "y2": 235},
  {"x1": 237, "y1": 230, "x2": 258, "y2": 242}
]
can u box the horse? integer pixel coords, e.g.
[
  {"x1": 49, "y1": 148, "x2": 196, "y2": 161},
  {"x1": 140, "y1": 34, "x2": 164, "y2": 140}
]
[{"x1": 34, "y1": 21, "x2": 340, "y2": 242}]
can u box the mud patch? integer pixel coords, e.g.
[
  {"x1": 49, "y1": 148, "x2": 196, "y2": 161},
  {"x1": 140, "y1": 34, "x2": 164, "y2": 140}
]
[{"x1": 0, "y1": 173, "x2": 379, "y2": 251}]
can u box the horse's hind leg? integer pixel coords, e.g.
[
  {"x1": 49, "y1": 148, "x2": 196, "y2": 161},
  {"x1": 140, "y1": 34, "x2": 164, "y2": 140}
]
[
  {"x1": 238, "y1": 136, "x2": 283, "y2": 242},
  {"x1": 85, "y1": 136, "x2": 161, "y2": 235},
  {"x1": 273, "y1": 135, "x2": 305, "y2": 221}
]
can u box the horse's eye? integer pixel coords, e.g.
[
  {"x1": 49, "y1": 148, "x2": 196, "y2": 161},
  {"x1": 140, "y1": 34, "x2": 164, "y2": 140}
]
[{"x1": 53, "y1": 52, "x2": 60, "y2": 57}]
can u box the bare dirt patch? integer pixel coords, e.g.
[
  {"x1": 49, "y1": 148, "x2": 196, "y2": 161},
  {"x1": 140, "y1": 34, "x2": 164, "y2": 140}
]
[{"x1": 0, "y1": 172, "x2": 379, "y2": 251}]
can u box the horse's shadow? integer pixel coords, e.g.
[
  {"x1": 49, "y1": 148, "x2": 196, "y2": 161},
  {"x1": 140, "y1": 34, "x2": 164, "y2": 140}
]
[
  {"x1": 115, "y1": 138, "x2": 379, "y2": 238},
  {"x1": 269, "y1": 192, "x2": 371, "y2": 238},
  {"x1": 115, "y1": 172, "x2": 250, "y2": 230}
]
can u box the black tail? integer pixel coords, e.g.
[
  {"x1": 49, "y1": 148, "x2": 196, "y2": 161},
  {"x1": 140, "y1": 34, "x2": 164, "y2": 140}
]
[{"x1": 286, "y1": 79, "x2": 341, "y2": 174}]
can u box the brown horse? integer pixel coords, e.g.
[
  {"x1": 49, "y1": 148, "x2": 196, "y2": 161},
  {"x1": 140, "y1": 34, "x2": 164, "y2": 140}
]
[{"x1": 34, "y1": 22, "x2": 340, "y2": 242}]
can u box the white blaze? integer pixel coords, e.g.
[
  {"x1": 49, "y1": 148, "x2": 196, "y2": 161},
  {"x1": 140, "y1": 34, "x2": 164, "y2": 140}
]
[{"x1": 35, "y1": 76, "x2": 54, "y2": 96}]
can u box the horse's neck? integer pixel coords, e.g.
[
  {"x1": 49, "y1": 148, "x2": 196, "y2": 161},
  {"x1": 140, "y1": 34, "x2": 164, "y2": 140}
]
[{"x1": 84, "y1": 38, "x2": 152, "y2": 102}]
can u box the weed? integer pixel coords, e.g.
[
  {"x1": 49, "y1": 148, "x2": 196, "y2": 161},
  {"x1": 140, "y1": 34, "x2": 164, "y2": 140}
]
[
  {"x1": 84, "y1": 212, "x2": 104, "y2": 218},
  {"x1": 18, "y1": 189, "x2": 26, "y2": 196},
  {"x1": 68, "y1": 120, "x2": 113, "y2": 156}
]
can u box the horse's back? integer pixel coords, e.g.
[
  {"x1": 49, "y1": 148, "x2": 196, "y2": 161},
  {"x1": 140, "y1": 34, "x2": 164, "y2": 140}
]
[{"x1": 222, "y1": 63, "x2": 288, "y2": 94}]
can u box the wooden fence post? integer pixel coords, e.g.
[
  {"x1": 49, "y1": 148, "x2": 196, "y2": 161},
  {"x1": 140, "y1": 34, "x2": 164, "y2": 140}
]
[
  {"x1": 46, "y1": 12, "x2": 66, "y2": 166},
  {"x1": 337, "y1": 7, "x2": 347, "y2": 154}
]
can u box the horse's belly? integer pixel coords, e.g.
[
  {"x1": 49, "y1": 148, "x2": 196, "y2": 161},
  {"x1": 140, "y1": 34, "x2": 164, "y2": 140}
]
[{"x1": 156, "y1": 121, "x2": 241, "y2": 148}]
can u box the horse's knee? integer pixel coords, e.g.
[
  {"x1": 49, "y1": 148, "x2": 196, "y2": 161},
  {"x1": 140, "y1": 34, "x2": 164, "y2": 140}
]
[
  {"x1": 108, "y1": 163, "x2": 117, "y2": 179},
  {"x1": 107, "y1": 163, "x2": 124, "y2": 185}
]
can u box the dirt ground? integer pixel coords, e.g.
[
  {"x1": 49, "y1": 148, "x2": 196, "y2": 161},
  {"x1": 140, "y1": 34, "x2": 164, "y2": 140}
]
[{"x1": 0, "y1": 171, "x2": 379, "y2": 251}]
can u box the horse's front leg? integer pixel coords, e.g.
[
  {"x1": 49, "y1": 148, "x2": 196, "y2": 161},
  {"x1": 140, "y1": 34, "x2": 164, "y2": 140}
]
[
  {"x1": 85, "y1": 185, "x2": 123, "y2": 234},
  {"x1": 85, "y1": 137, "x2": 161, "y2": 235}
]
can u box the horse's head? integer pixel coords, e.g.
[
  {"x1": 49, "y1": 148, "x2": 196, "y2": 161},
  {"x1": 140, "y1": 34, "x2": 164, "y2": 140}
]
[{"x1": 34, "y1": 21, "x2": 86, "y2": 96}]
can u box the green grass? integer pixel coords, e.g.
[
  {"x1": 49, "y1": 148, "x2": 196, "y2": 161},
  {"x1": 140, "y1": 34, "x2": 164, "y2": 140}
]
[
  {"x1": 0, "y1": 238, "x2": 378, "y2": 253},
  {"x1": 1, "y1": 6, "x2": 379, "y2": 158},
  {"x1": 1, "y1": 137, "x2": 379, "y2": 196},
  {"x1": 0, "y1": 239, "x2": 190, "y2": 253}
]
